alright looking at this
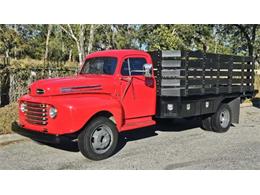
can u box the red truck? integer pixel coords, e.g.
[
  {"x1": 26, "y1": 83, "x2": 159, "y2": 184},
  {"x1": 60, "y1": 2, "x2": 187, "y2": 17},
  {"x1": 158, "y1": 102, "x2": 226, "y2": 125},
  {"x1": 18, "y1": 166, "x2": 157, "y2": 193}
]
[{"x1": 12, "y1": 49, "x2": 255, "y2": 160}]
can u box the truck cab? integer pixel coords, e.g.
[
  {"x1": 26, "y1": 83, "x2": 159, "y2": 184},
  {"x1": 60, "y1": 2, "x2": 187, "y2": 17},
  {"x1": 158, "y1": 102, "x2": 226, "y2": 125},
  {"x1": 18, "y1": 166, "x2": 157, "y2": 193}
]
[{"x1": 13, "y1": 50, "x2": 157, "y2": 160}]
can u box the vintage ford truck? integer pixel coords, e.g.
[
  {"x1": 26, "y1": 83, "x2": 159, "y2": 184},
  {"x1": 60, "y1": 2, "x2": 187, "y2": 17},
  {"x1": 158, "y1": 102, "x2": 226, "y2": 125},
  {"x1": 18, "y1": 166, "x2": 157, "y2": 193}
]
[{"x1": 12, "y1": 49, "x2": 255, "y2": 160}]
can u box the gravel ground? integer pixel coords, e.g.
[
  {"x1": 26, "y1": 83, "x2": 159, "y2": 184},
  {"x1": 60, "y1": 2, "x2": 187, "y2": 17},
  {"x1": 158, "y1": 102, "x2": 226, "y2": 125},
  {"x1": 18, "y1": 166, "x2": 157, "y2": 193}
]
[{"x1": 0, "y1": 106, "x2": 259, "y2": 170}]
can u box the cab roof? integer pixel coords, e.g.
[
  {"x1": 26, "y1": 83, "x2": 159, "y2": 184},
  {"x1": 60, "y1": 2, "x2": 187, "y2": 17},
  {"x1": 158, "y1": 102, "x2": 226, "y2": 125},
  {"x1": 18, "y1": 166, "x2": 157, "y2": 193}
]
[{"x1": 85, "y1": 49, "x2": 149, "y2": 59}]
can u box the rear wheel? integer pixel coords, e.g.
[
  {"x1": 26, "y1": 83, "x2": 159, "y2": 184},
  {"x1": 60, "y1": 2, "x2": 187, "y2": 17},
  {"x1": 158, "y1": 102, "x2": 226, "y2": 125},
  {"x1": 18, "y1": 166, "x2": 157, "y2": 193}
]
[
  {"x1": 78, "y1": 116, "x2": 118, "y2": 160},
  {"x1": 211, "y1": 104, "x2": 232, "y2": 133},
  {"x1": 201, "y1": 115, "x2": 213, "y2": 131}
]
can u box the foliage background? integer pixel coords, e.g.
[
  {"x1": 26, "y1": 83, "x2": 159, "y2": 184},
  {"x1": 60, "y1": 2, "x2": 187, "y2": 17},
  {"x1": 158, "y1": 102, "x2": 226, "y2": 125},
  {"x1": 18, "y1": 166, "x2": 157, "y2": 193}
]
[{"x1": 1, "y1": 24, "x2": 260, "y2": 66}]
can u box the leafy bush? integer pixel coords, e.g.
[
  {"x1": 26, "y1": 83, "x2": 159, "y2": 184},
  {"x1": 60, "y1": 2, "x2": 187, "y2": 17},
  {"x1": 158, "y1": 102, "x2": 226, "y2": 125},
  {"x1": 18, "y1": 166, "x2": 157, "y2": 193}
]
[
  {"x1": 0, "y1": 58, "x2": 79, "y2": 103},
  {"x1": 0, "y1": 103, "x2": 18, "y2": 135},
  {"x1": 10, "y1": 58, "x2": 78, "y2": 69}
]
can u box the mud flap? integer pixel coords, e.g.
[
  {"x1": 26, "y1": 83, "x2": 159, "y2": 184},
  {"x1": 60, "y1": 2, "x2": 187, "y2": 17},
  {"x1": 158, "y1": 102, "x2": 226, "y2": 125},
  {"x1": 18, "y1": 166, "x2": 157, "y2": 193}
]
[{"x1": 227, "y1": 97, "x2": 240, "y2": 124}]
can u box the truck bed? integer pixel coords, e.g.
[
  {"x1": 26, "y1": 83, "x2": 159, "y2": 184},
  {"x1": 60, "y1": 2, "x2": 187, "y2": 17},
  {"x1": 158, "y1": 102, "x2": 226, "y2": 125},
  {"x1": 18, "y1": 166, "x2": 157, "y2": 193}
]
[{"x1": 149, "y1": 50, "x2": 255, "y2": 97}]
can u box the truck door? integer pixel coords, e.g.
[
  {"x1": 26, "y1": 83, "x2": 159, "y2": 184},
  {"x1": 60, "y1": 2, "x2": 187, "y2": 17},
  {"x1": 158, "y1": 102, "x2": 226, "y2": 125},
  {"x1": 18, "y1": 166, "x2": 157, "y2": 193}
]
[{"x1": 119, "y1": 56, "x2": 156, "y2": 119}]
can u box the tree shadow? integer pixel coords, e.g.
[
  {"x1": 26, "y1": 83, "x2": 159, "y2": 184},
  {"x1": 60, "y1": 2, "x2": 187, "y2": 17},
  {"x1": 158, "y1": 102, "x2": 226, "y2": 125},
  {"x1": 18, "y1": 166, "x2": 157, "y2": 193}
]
[
  {"x1": 252, "y1": 97, "x2": 260, "y2": 108},
  {"x1": 37, "y1": 118, "x2": 202, "y2": 155}
]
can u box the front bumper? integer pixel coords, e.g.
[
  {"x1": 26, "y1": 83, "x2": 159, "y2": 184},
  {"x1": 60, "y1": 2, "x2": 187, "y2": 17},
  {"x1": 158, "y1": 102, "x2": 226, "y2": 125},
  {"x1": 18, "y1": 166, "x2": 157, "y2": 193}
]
[{"x1": 12, "y1": 121, "x2": 61, "y2": 144}]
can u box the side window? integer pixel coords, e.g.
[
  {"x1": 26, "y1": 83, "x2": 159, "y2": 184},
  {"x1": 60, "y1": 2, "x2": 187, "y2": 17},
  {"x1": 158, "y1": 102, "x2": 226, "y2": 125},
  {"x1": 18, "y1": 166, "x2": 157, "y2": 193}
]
[{"x1": 121, "y1": 58, "x2": 147, "y2": 76}]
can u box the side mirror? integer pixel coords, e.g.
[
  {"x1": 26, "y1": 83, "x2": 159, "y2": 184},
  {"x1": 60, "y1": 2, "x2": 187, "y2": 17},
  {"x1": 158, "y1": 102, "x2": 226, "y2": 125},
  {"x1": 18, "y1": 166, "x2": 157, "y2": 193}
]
[{"x1": 144, "y1": 64, "x2": 153, "y2": 78}]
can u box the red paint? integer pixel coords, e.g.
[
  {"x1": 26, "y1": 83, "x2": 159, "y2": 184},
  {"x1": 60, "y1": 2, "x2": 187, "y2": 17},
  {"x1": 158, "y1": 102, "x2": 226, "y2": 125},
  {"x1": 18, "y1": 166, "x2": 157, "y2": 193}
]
[{"x1": 18, "y1": 50, "x2": 156, "y2": 135}]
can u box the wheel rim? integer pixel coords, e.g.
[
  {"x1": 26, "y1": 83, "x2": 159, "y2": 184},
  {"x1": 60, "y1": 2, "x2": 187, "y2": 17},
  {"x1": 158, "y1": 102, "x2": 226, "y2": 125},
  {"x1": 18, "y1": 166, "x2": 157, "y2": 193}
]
[
  {"x1": 90, "y1": 124, "x2": 113, "y2": 154},
  {"x1": 219, "y1": 108, "x2": 230, "y2": 128}
]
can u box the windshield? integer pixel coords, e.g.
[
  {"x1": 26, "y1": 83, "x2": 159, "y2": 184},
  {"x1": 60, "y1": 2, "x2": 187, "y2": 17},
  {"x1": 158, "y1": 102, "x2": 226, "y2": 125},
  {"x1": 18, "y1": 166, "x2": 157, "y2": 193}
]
[{"x1": 80, "y1": 57, "x2": 117, "y2": 75}]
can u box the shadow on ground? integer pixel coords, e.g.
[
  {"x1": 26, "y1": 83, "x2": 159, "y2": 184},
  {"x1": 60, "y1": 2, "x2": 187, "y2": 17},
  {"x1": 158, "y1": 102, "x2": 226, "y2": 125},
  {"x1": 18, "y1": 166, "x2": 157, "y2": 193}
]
[
  {"x1": 252, "y1": 97, "x2": 260, "y2": 108},
  {"x1": 36, "y1": 138, "x2": 80, "y2": 152},
  {"x1": 38, "y1": 117, "x2": 202, "y2": 155}
]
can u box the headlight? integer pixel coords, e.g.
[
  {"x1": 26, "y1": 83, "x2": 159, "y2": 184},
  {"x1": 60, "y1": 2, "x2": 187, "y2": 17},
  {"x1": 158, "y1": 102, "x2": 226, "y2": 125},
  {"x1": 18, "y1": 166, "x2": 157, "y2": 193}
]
[
  {"x1": 49, "y1": 107, "x2": 57, "y2": 119},
  {"x1": 20, "y1": 103, "x2": 27, "y2": 112}
]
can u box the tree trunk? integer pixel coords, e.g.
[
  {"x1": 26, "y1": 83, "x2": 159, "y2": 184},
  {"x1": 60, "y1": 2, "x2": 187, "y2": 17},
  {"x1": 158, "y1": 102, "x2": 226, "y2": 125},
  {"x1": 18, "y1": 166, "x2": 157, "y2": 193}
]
[
  {"x1": 248, "y1": 43, "x2": 254, "y2": 57},
  {"x1": 79, "y1": 25, "x2": 85, "y2": 64},
  {"x1": 87, "y1": 24, "x2": 95, "y2": 54},
  {"x1": 14, "y1": 24, "x2": 17, "y2": 60},
  {"x1": 68, "y1": 49, "x2": 72, "y2": 62},
  {"x1": 111, "y1": 25, "x2": 117, "y2": 49},
  {"x1": 105, "y1": 25, "x2": 111, "y2": 49},
  {"x1": 74, "y1": 39, "x2": 84, "y2": 65},
  {"x1": 59, "y1": 24, "x2": 86, "y2": 65},
  {"x1": 76, "y1": 41, "x2": 82, "y2": 64},
  {"x1": 44, "y1": 24, "x2": 53, "y2": 61},
  {"x1": 234, "y1": 24, "x2": 258, "y2": 57},
  {"x1": 5, "y1": 49, "x2": 9, "y2": 58}
]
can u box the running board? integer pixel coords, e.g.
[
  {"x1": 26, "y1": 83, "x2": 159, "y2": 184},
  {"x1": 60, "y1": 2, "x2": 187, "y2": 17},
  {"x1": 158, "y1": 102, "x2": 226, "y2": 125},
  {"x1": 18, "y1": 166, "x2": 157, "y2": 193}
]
[{"x1": 120, "y1": 116, "x2": 156, "y2": 131}]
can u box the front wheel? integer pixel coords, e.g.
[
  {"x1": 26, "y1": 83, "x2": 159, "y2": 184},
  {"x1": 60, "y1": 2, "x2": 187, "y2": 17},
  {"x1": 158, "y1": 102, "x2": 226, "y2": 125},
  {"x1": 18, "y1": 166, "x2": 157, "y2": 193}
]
[{"x1": 78, "y1": 116, "x2": 119, "y2": 160}]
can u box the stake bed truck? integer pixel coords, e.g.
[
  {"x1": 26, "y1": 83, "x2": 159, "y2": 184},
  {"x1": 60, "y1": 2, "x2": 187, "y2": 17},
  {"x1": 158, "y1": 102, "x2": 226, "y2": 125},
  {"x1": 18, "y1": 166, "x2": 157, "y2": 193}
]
[{"x1": 12, "y1": 49, "x2": 255, "y2": 160}]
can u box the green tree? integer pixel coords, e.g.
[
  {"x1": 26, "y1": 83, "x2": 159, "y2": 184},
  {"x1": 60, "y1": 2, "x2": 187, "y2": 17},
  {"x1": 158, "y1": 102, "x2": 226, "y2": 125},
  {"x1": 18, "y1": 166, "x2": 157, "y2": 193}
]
[
  {"x1": 0, "y1": 25, "x2": 22, "y2": 58},
  {"x1": 215, "y1": 24, "x2": 259, "y2": 57},
  {"x1": 138, "y1": 24, "x2": 216, "y2": 51}
]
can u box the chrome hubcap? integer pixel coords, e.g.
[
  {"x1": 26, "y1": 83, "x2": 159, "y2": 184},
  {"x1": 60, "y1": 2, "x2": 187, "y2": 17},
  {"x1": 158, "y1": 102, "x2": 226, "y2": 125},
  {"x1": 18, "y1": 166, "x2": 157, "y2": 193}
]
[
  {"x1": 219, "y1": 109, "x2": 230, "y2": 128},
  {"x1": 90, "y1": 125, "x2": 113, "y2": 154}
]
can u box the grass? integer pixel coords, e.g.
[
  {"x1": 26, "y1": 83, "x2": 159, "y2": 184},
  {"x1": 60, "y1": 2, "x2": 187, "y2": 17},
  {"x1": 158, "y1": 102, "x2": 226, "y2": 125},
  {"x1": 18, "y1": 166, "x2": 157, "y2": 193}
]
[{"x1": 0, "y1": 103, "x2": 18, "y2": 135}]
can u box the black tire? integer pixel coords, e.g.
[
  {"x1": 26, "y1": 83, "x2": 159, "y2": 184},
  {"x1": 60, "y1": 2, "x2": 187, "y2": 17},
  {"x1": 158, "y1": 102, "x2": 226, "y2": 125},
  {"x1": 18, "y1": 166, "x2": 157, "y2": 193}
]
[
  {"x1": 78, "y1": 116, "x2": 118, "y2": 160},
  {"x1": 201, "y1": 115, "x2": 213, "y2": 131},
  {"x1": 211, "y1": 104, "x2": 232, "y2": 133}
]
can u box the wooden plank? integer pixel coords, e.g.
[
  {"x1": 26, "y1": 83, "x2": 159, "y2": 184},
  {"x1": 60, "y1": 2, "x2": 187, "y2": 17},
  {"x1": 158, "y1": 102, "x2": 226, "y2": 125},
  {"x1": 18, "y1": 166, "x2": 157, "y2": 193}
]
[
  {"x1": 161, "y1": 78, "x2": 235, "y2": 87},
  {"x1": 188, "y1": 70, "x2": 229, "y2": 77},
  {"x1": 161, "y1": 76, "x2": 253, "y2": 86},
  {"x1": 232, "y1": 78, "x2": 252, "y2": 84},
  {"x1": 161, "y1": 69, "x2": 252, "y2": 78},
  {"x1": 204, "y1": 87, "x2": 218, "y2": 94},
  {"x1": 186, "y1": 60, "x2": 204, "y2": 68},
  {"x1": 160, "y1": 85, "x2": 254, "y2": 97},
  {"x1": 161, "y1": 79, "x2": 181, "y2": 87},
  {"x1": 187, "y1": 50, "x2": 204, "y2": 58},
  {"x1": 161, "y1": 69, "x2": 183, "y2": 77},
  {"x1": 161, "y1": 50, "x2": 181, "y2": 58},
  {"x1": 232, "y1": 71, "x2": 252, "y2": 76},
  {"x1": 206, "y1": 53, "x2": 252, "y2": 62},
  {"x1": 161, "y1": 88, "x2": 182, "y2": 96},
  {"x1": 161, "y1": 60, "x2": 182, "y2": 68},
  {"x1": 187, "y1": 88, "x2": 204, "y2": 96},
  {"x1": 206, "y1": 53, "x2": 229, "y2": 60},
  {"x1": 161, "y1": 59, "x2": 253, "y2": 70},
  {"x1": 188, "y1": 70, "x2": 204, "y2": 76}
]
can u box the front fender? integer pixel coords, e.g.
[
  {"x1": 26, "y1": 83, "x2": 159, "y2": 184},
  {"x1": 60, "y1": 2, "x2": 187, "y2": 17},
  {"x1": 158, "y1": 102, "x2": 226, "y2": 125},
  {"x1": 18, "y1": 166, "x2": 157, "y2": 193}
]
[
  {"x1": 60, "y1": 94, "x2": 124, "y2": 133},
  {"x1": 19, "y1": 94, "x2": 124, "y2": 135}
]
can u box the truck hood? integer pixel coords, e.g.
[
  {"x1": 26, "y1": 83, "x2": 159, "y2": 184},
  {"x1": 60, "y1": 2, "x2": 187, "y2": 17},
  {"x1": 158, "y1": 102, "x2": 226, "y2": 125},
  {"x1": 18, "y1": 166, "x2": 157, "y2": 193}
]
[{"x1": 29, "y1": 75, "x2": 115, "y2": 96}]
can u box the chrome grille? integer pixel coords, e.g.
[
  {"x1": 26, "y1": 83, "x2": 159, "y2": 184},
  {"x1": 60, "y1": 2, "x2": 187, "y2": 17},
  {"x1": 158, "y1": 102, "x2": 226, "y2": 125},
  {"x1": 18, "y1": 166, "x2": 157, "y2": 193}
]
[{"x1": 23, "y1": 102, "x2": 48, "y2": 125}]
